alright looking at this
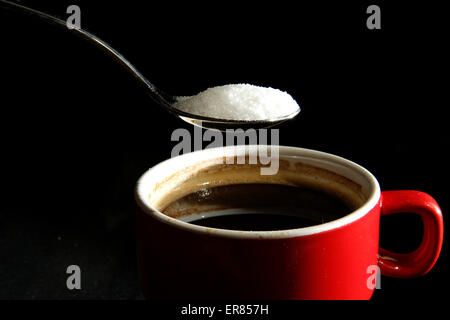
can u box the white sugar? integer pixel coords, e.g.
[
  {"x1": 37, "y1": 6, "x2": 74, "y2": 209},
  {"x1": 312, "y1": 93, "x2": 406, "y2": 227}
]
[{"x1": 173, "y1": 84, "x2": 300, "y2": 121}]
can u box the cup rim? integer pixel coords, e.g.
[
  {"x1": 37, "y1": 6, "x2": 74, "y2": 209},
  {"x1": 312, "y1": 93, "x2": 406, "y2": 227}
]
[{"x1": 135, "y1": 145, "x2": 380, "y2": 239}]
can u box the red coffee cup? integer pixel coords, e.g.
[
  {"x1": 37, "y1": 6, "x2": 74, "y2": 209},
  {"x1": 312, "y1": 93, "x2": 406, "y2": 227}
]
[{"x1": 135, "y1": 145, "x2": 443, "y2": 300}]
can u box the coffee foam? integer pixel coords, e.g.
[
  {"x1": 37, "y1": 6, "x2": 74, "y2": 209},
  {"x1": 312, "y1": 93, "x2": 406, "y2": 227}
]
[{"x1": 149, "y1": 156, "x2": 366, "y2": 219}]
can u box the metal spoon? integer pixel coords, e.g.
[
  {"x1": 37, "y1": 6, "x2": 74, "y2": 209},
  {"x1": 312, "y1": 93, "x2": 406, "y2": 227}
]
[{"x1": 0, "y1": 0, "x2": 300, "y2": 131}]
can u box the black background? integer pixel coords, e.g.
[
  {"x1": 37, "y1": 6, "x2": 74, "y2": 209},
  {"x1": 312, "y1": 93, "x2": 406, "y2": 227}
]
[{"x1": 0, "y1": 0, "x2": 448, "y2": 312}]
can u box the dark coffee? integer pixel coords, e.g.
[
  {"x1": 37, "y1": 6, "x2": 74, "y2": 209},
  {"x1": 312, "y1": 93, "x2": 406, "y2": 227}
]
[{"x1": 162, "y1": 183, "x2": 352, "y2": 231}]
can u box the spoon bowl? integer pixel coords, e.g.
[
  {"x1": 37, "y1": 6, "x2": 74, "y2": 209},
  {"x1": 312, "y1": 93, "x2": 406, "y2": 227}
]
[{"x1": 175, "y1": 109, "x2": 300, "y2": 130}]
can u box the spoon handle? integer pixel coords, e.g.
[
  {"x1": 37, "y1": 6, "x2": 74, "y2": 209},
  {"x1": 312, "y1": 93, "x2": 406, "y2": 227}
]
[{"x1": 0, "y1": 0, "x2": 174, "y2": 106}]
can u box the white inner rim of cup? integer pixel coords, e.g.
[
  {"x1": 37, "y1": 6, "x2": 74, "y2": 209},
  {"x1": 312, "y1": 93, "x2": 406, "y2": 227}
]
[{"x1": 135, "y1": 145, "x2": 380, "y2": 239}]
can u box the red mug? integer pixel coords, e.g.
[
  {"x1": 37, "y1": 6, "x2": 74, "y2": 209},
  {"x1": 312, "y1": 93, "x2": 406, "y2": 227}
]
[{"x1": 135, "y1": 145, "x2": 443, "y2": 299}]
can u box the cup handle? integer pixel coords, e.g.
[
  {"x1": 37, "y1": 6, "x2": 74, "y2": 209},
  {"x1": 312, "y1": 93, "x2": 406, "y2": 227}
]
[{"x1": 378, "y1": 190, "x2": 444, "y2": 278}]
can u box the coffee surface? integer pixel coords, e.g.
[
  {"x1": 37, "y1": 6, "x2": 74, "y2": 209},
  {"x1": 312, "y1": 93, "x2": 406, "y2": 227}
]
[{"x1": 162, "y1": 183, "x2": 352, "y2": 231}]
